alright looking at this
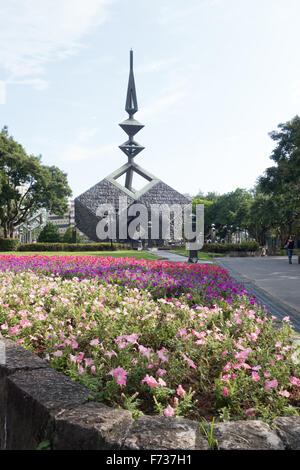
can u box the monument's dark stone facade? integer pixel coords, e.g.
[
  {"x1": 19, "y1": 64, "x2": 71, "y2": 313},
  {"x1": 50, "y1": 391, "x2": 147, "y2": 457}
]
[{"x1": 75, "y1": 51, "x2": 190, "y2": 243}]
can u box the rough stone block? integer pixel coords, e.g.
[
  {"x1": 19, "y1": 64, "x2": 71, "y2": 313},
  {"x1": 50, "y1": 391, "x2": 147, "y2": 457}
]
[
  {"x1": 122, "y1": 415, "x2": 210, "y2": 450},
  {"x1": 0, "y1": 336, "x2": 48, "y2": 379},
  {"x1": 273, "y1": 416, "x2": 300, "y2": 450},
  {"x1": 0, "y1": 337, "x2": 49, "y2": 449},
  {"x1": 212, "y1": 420, "x2": 284, "y2": 450},
  {"x1": 52, "y1": 401, "x2": 134, "y2": 450},
  {"x1": 4, "y1": 368, "x2": 93, "y2": 449}
]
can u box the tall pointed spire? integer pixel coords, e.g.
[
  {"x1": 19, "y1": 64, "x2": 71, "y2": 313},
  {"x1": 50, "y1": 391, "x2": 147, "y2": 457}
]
[
  {"x1": 125, "y1": 50, "x2": 138, "y2": 118},
  {"x1": 119, "y1": 50, "x2": 145, "y2": 190}
]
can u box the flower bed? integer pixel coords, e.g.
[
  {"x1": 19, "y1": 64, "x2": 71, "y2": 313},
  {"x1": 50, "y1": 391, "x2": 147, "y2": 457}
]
[{"x1": 0, "y1": 255, "x2": 299, "y2": 423}]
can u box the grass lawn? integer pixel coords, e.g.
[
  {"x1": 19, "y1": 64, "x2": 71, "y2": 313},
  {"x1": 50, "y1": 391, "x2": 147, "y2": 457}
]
[
  {"x1": 0, "y1": 250, "x2": 164, "y2": 261},
  {"x1": 170, "y1": 248, "x2": 224, "y2": 261}
]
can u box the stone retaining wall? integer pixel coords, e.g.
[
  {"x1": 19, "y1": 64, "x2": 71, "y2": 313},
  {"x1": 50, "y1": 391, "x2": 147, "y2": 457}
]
[{"x1": 0, "y1": 336, "x2": 299, "y2": 450}]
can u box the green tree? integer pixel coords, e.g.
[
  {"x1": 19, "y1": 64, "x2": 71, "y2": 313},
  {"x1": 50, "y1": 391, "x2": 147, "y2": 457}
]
[
  {"x1": 206, "y1": 188, "x2": 253, "y2": 237},
  {"x1": 0, "y1": 127, "x2": 72, "y2": 237},
  {"x1": 37, "y1": 222, "x2": 61, "y2": 243},
  {"x1": 247, "y1": 190, "x2": 282, "y2": 245},
  {"x1": 258, "y1": 116, "x2": 300, "y2": 236}
]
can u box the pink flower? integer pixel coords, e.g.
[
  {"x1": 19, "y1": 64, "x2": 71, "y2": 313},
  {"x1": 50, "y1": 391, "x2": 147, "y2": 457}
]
[
  {"x1": 53, "y1": 350, "x2": 63, "y2": 357},
  {"x1": 289, "y1": 376, "x2": 300, "y2": 387},
  {"x1": 78, "y1": 366, "x2": 85, "y2": 375},
  {"x1": 195, "y1": 338, "x2": 206, "y2": 346},
  {"x1": 221, "y1": 374, "x2": 231, "y2": 382},
  {"x1": 223, "y1": 362, "x2": 231, "y2": 372},
  {"x1": 222, "y1": 386, "x2": 229, "y2": 397},
  {"x1": 84, "y1": 358, "x2": 94, "y2": 366},
  {"x1": 107, "y1": 366, "x2": 129, "y2": 386},
  {"x1": 252, "y1": 371, "x2": 260, "y2": 382},
  {"x1": 176, "y1": 385, "x2": 186, "y2": 398},
  {"x1": 90, "y1": 366, "x2": 96, "y2": 375},
  {"x1": 245, "y1": 408, "x2": 255, "y2": 416},
  {"x1": 222, "y1": 350, "x2": 229, "y2": 357},
  {"x1": 163, "y1": 405, "x2": 175, "y2": 417},
  {"x1": 181, "y1": 353, "x2": 197, "y2": 369},
  {"x1": 125, "y1": 333, "x2": 138, "y2": 343},
  {"x1": 282, "y1": 316, "x2": 290, "y2": 322},
  {"x1": 264, "y1": 371, "x2": 271, "y2": 378},
  {"x1": 104, "y1": 350, "x2": 117, "y2": 357},
  {"x1": 158, "y1": 378, "x2": 166, "y2": 387},
  {"x1": 157, "y1": 348, "x2": 169, "y2": 363},
  {"x1": 278, "y1": 390, "x2": 290, "y2": 398},
  {"x1": 265, "y1": 379, "x2": 278, "y2": 391},
  {"x1": 69, "y1": 354, "x2": 77, "y2": 363},
  {"x1": 157, "y1": 368, "x2": 167, "y2": 376},
  {"x1": 141, "y1": 374, "x2": 158, "y2": 387},
  {"x1": 138, "y1": 345, "x2": 152, "y2": 358},
  {"x1": 89, "y1": 338, "x2": 99, "y2": 347},
  {"x1": 177, "y1": 328, "x2": 187, "y2": 337}
]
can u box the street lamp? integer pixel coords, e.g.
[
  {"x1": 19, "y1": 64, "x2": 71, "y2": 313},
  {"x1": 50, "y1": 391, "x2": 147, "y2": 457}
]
[{"x1": 148, "y1": 220, "x2": 152, "y2": 249}]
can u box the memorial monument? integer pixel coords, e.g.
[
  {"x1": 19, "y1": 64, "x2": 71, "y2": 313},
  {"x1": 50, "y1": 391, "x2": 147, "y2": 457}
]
[{"x1": 75, "y1": 51, "x2": 190, "y2": 244}]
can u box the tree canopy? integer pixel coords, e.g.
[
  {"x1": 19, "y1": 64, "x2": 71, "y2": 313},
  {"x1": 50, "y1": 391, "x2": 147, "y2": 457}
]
[
  {"x1": 0, "y1": 127, "x2": 72, "y2": 238},
  {"x1": 258, "y1": 116, "x2": 300, "y2": 235}
]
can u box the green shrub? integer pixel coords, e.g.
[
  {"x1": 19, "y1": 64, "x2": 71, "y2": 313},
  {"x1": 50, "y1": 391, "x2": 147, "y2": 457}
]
[
  {"x1": 38, "y1": 222, "x2": 61, "y2": 243},
  {"x1": 0, "y1": 238, "x2": 20, "y2": 251},
  {"x1": 202, "y1": 241, "x2": 260, "y2": 253},
  {"x1": 18, "y1": 242, "x2": 129, "y2": 252}
]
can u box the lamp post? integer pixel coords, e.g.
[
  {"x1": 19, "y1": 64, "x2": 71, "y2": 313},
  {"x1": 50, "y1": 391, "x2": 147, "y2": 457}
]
[
  {"x1": 236, "y1": 226, "x2": 240, "y2": 244},
  {"x1": 148, "y1": 220, "x2": 152, "y2": 249},
  {"x1": 72, "y1": 226, "x2": 77, "y2": 244}
]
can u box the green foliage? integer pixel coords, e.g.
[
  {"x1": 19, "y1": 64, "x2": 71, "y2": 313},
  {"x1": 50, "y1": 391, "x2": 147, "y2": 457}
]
[
  {"x1": 0, "y1": 238, "x2": 20, "y2": 251},
  {"x1": 203, "y1": 242, "x2": 260, "y2": 253},
  {"x1": 200, "y1": 418, "x2": 218, "y2": 450},
  {"x1": 258, "y1": 116, "x2": 300, "y2": 237},
  {"x1": 36, "y1": 440, "x2": 51, "y2": 450},
  {"x1": 18, "y1": 242, "x2": 127, "y2": 251},
  {"x1": 0, "y1": 126, "x2": 72, "y2": 238},
  {"x1": 37, "y1": 222, "x2": 61, "y2": 243}
]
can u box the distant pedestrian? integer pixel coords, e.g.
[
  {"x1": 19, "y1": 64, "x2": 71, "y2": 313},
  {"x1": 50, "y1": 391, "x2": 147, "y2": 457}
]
[{"x1": 284, "y1": 235, "x2": 294, "y2": 264}]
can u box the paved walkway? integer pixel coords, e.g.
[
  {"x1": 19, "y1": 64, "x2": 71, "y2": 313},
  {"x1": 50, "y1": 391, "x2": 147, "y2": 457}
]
[
  {"x1": 216, "y1": 257, "x2": 300, "y2": 332},
  {"x1": 150, "y1": 249, "x2": 212, "y2": 264}
]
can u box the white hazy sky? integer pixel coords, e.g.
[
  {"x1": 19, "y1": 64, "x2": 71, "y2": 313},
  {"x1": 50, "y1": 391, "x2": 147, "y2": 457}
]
[{"x1": 1, "y1": 0, "x2": 300, "y2": 198}]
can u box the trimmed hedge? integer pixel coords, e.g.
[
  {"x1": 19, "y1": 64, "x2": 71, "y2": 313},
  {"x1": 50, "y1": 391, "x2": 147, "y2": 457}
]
[
  {"x1": 0, "y1": 238, "x2": 20, "y2": 251},
  {"x1": 202, "y1": 242, "x2": 260, "y2": 253},
  {"x1": 18, "y1": 242, "x2": 129, "y2": 252}
]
